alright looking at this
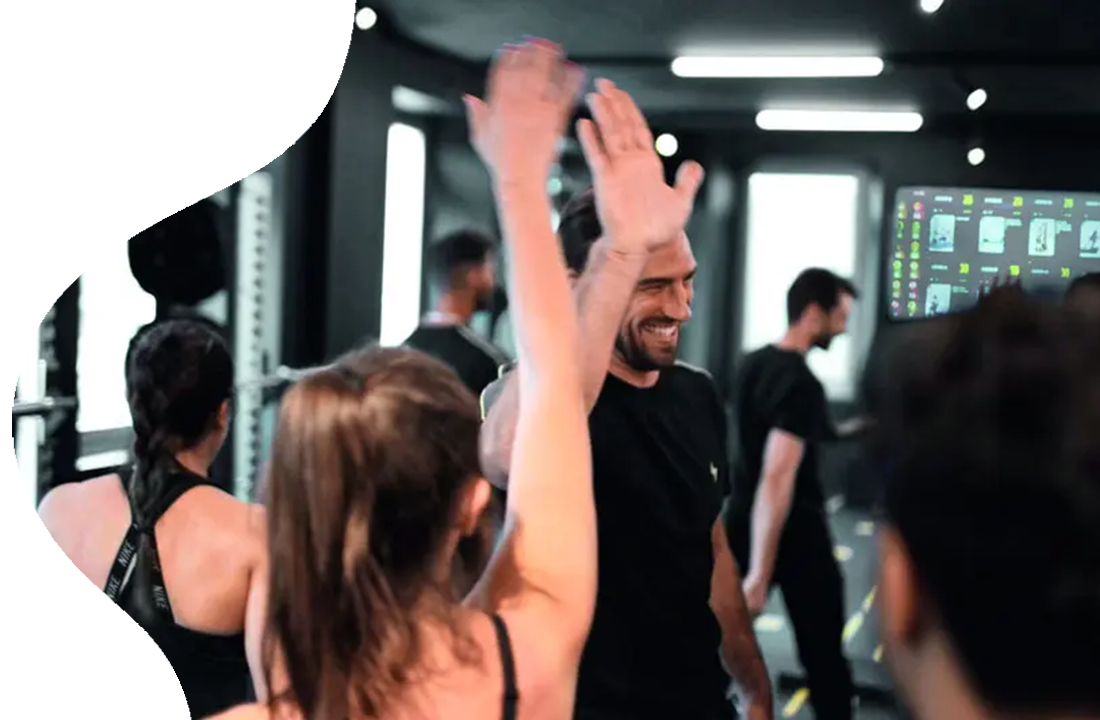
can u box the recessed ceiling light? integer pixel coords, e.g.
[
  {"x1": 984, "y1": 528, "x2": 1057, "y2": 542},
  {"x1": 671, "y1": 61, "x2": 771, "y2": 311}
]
[
  {"x1": 355, "y1": 7, "x2": 378, "y2": 30},
  {"x1": 967, "y1": 147, "x2": 986, "y2": 166},
  {"x1": 655, "y1": 133, "x2": 679, "y2": 157},
  {"x1": 966, "y1": 88, "x2": 987, "y2": 111},
  {"x1": 921, "y1": 0, "x2": 946, "y2": 13},
  {"x1": 671, "y1": 55, "x2": 884, "y2": 78},
  {"x1": 756, "y1": 109, "x2": 924, "y2": 132}
]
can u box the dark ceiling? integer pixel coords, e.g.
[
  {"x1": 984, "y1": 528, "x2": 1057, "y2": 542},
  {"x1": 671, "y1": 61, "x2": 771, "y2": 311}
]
[{"x1": 369, "y1": 0, "x2": 1100, "y2": 123}]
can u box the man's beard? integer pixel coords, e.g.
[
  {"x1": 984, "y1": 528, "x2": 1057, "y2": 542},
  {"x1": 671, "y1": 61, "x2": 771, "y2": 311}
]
[
  {"x1": 813, "y1": 332, "x2": 835, "y2": 350},
  {"x1": 615, "y1": 326, "x2": 678, "y2": 372}
]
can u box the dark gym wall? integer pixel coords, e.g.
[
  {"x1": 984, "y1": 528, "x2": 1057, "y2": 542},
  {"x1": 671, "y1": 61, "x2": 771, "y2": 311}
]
[
  {"x1": 281, "y1": 30, "x2": 485, "y2": 365},
  {"x1": 425, "y1": 123, "x2": 497, "y2": 242},
  {"x1": 277, "y1": 114, "x2": 332, "y2": 370},
  {"x1": 420, "y1": 120, "x2": 498, "y2": 312},
  {"x1": 319, "y1": 31, "x2": 394, "y2": 359}
]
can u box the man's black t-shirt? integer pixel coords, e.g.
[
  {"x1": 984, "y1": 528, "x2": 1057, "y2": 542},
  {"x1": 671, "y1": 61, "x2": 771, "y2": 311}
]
[
  {"x1": 482, "y1": 362, "x2": 733, "y2": 720},
  {"x1": 403, "y1": 324, "x2": 510, "y2": 396},
  {"x1": 729, "y1": 345, "x2": 835, "y2": 518}
]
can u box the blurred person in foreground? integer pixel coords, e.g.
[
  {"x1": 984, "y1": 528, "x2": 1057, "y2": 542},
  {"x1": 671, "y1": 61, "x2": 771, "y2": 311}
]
[
  {"x1": 870, "y1": 283, "x2": 1100, "y2": 720},
  {"x1": 211, "y1": 39, "x2": 596, "y2": 720},
  {"x1": 1065, "y1": 271, "x2": 1100, "y2": 324},
  {"x1": 479, "y1": 67, "x2": 771, "y2": 720}
]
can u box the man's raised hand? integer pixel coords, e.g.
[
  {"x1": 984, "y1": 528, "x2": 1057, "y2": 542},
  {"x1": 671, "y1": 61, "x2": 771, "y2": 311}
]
[{"x1": 577, "y1": 79, "x2": 704, "y2": 255}]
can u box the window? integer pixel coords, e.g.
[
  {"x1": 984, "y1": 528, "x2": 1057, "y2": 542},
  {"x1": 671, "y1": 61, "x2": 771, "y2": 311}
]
[
  {"x1": 76, "y1": 242, "x2": 156, "y2": 433},
  {"x1": 379, "y1": 123, "x2": 427, "y2": 346},
  {"x1": 741, "y1": 172, "x2": 861, "y2": 400}
]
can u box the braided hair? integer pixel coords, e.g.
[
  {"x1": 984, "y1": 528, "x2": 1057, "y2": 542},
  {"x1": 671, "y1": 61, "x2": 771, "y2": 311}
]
[{"x1": 124, "y1": 317, "x2": 233, "y2": 519}]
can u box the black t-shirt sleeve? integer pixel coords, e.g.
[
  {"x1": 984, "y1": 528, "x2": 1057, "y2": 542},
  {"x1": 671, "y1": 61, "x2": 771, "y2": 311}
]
[
  {"x1": 769, "y1": 364, "x2": 830, "y2": 442},
  {"x1": 479, "y1": 361, "x2": 515, "y2": 421}
]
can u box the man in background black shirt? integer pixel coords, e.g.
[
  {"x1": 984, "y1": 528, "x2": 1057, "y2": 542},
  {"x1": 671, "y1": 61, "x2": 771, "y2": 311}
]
[
  {"x1": 727, "y1": 268, "x2": 862, "y2": 720},
  {"x1": 404, "y1": 229, "x2": 510, "y2": 395}
]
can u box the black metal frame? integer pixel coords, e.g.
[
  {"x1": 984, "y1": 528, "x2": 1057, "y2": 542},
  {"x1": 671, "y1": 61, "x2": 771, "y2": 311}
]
[{"x1": 37, "y1": 281, "x2": 81, "y2": 502}]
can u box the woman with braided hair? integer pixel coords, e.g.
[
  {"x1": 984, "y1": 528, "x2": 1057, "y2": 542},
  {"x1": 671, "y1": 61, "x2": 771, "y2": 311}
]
[{"x1": 38, "y1": 317, "x2": 270, "y2": 718}]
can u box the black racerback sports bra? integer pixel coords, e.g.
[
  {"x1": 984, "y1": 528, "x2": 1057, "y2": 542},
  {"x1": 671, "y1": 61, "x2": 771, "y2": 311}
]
[
  {"x1": 104, "y1": 464, "x2": 254, "y2": 718},
  {"x1": 105, "y1": 465, "x2": 515, "y2": 719}
]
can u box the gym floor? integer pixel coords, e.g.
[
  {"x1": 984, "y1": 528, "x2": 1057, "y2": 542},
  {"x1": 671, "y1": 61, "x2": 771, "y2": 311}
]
[{"x1": 754, "y1": 498, "x2": 906, "y2": 720}]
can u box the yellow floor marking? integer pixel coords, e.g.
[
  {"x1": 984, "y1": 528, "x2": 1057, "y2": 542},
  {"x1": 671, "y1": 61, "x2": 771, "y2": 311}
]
[
  {"x1": 834, "y1": 545, "x2": 853, "y2": 562},
  {"x1": 873, "y1": 644, "x2": 884, "y2": 663},
  {"x1": 754, "y1": 614, "x2": 785, "y2": 632},
  {"x1": 842, "y1": 613, "x2": 865, "y2": 643},
  {"x1": 862, "y1": 587, "x2": 877, "y2": 613},
  {"x1": 783, "y1": 688, "x2": 810, "y2": 717},
  {"x1": 855, "y1": 520, "x2": 876, "y2": 536}
]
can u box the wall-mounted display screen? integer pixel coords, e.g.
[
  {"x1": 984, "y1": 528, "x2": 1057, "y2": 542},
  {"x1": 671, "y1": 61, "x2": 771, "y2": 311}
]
[{"x1": 885, "y1": 186, "x2": 1100, "y2": 321}]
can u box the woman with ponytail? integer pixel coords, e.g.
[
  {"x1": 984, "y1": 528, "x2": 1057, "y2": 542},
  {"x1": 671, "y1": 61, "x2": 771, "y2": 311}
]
[
  {"x1": 38, "y1": 317, "x2": 271, "y2": 718},
  {"x1": 213, "y1": 38, "x2": 597, "y2": 720}
]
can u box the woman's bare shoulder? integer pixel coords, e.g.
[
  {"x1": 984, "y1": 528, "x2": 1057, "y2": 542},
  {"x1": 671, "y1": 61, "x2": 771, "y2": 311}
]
[
  {"x1": 38, "y1": 474, "x2": 124, "y2": 525},
  {"x1": 190, "y1": 486, "x2": 267, "y2": 544}
]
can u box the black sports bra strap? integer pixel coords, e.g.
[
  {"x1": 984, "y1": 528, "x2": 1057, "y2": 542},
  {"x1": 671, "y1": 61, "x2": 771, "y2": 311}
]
[
  {"x1": 490, "y1": 614, "x2": 519, "y2": 720},
  {"x1": 107, "y1": 464, "x2": 216, "y2": 621},
  {"x1": 103, "y1": 519, "x2": 175, "y2": 617}
]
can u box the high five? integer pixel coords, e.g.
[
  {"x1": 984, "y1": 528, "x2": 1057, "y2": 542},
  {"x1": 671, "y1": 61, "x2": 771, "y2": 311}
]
[
  {"x1": 212, "y1": 40, "x2": 595, "y2": 720},
  {"x1": 480, "y1": 44, "x2": 773, "y2": 720}
]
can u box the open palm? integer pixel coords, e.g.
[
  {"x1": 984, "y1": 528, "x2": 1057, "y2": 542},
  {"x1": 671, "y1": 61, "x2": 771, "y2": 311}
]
[
  {"x1": 577, "y1": 79, "x2": 704, "y2": 254},
  {"x1": 464, "y1": 40, "x2": 584, "y2": 185}
]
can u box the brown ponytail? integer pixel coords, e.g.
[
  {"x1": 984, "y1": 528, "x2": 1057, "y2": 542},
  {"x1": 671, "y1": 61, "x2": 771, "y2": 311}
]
[{"x1": 262, "y1": 347, "x2": 485, "y2": 719}]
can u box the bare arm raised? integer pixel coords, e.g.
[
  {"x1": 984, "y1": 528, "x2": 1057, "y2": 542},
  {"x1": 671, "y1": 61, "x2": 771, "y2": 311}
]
[
  {"x1": 459, "y1": 40, "x2": 595, "y2": 691},
  {"x1": 480, "y1": 80, "x2": 704, "y2": 487}
]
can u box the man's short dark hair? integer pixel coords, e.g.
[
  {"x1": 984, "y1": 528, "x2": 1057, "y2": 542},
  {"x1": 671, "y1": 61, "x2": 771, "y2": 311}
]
[
  {"x1": 871, "y1": 286, "x2": 1100, "y2": 714},
  {"x1": 428, "y1": 229, "x2": 495, "y2": 290},
  {"x1": 786, "y1": 268, "x2": 858, "y2": 325},
  {"x1": 557, "y1": 188, "x2": 602, "y2": 274}
]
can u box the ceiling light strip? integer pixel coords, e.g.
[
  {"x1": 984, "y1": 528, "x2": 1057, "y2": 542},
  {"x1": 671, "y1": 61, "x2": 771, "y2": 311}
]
[
  {"x1": 671, "y1": 56, "x2": 884, "y2": 78},
  {"x1": 756, "y1": 109, "x2": 924, "y2": 132}
]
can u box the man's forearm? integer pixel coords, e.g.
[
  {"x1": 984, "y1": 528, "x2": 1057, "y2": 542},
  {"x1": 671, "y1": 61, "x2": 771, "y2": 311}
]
[
  {"x1": 711, "y1": 521, "x2": 773, "y2": 705},
  {"x1": 572, "y1": 239, "x2": 648, "y2": 410},
  {"x1": 719, "y1": 603, "x2": 772, "y2": 703},
  {"x1": 747, "y1": 477, "x2": 794, "y2": 586},
  {"x1": 480, "y1": 239, "x2": 646, "y2": 481}
]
